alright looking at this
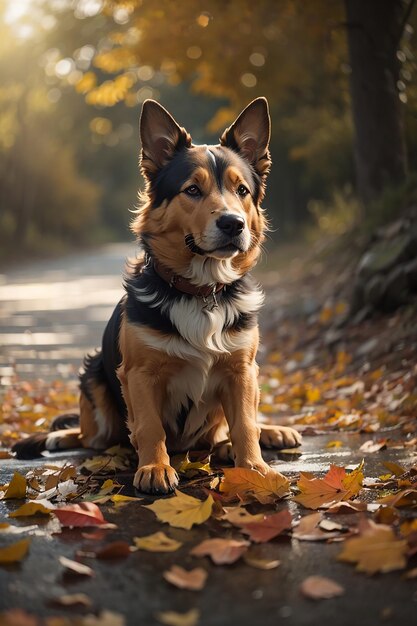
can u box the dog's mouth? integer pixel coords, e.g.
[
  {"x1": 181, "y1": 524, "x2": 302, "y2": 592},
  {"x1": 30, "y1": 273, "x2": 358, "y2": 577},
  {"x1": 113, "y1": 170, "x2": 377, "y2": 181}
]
[{"x1": 185, "y1": 235, "x2": 244, "y2": 257}]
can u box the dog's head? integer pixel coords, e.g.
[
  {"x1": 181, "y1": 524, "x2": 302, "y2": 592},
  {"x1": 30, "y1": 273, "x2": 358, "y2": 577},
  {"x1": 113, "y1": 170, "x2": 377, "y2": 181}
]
[{"x1": 133, "y1": 98, "x2": 271, "y2": 284}]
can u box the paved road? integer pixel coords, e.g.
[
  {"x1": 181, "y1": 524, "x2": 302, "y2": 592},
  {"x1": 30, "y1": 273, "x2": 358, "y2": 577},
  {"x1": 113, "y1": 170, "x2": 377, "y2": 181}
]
[{"x1": 0, "y1": 243, "x2": 135, "y2": 381}]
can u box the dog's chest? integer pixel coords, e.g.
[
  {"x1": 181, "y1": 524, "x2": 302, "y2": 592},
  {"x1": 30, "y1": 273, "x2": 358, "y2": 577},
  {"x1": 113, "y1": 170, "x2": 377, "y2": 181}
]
[{"x1": 163, "y1": 360, "x2": 221, "y2": 445}]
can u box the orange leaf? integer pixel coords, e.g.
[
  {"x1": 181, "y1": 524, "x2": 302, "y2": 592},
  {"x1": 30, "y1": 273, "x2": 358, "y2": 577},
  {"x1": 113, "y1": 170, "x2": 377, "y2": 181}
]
[
  {"x1": 190, "y1": 538, "x2": 249, "y2": 564},
  {"x1": 54, "y1": 502, "x2": 114, "y2": 528},
  {"x1": 338, "y1": 519, "x2": 407, "y2": 574},
  {"x1": 300, "y1": 576, "x2": 344, "y2": 599},
  {"x1": 220, "y1": 468, "x2": 289, "y2": 504},
  {"x1": 3, "y1": 472, "x2": 26, "y2": 500},
  {"x1": 0, "y1": 538, "x2": 30, "y2": 563},
  {"x1": 240, "y1": 510, "x2": 292, "y2": 543},
  {"x1": 163, "y1": 565, "x2": 207, "y2": 590},
  {"x1": 293, "y1": 462, "x2": 364, "y2": 510}
]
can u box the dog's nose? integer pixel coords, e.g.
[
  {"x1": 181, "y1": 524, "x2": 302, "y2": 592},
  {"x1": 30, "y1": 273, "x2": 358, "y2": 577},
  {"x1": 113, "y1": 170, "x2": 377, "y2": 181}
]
[{"x1": 216, "y1": 214, "x2": 245, "y2": 237}]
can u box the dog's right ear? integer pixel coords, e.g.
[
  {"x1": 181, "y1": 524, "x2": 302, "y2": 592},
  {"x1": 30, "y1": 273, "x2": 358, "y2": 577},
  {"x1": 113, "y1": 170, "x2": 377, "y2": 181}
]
[{"x1": 139, "y1": 100, "x2": 191, "y2": 177}]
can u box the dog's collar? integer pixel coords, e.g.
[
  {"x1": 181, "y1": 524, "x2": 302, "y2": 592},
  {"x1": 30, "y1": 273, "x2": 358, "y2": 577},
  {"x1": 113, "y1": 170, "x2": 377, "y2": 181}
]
[{"x1": 152, "y1": 258, "x2": 225, "y2": 304}]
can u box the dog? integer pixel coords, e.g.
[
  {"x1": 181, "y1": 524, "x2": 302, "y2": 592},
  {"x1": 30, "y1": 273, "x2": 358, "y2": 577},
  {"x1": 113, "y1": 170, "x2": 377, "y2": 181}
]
[{"x1": 12, "y1": 97, "x2": 301, "y2": 493}]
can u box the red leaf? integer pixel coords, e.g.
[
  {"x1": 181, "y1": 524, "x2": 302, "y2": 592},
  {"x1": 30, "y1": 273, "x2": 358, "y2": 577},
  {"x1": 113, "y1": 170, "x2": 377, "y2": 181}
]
[
  {"x1": 54, "y1": 502, "x2": 114, "y2": 528},
  {"x1": 240, "y1": 510, "x2": 293, "y2": 543}
]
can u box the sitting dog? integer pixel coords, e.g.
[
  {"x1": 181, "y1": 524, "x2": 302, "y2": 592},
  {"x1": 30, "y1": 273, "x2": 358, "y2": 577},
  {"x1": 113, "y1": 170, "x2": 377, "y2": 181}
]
[{"x1": 13, "y1": 97, "x2": 301, "y2": 493}]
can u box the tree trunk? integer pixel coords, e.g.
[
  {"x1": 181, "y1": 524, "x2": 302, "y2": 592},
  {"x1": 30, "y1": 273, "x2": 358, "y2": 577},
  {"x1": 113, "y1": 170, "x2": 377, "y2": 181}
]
[{"x1": 344, "y1": 0, "x2": 409, "y2": 205}]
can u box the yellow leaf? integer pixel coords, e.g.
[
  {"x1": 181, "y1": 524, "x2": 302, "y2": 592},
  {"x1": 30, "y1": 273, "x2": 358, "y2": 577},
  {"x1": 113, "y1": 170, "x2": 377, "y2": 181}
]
[
  {"x1": 144, "y1": 490, "x2": 213, "y2": 529},
  {"x1": 9, "y1": 501, "x2": 54, "y2": 518},
  {"x1": 134, "y1": 531, "x2": 182, "y2": 552},
  {"x1": 383, "y1": 461, "x2": 406, "y2": 477},
  {"x1": 326, "y1": 441, "x2": 343, "y2": 449},
  {"x1": 220, "y1": 468, "x2": 289, "y2": 504},
  {"x1": 156, "y1": 609, "x2": 200, "y2": 626},
  {"x1": 177, "y1": 453, "x2": 212, "y2": 477},
  {"x1": 0, "y1": 538, "x2": 30, "y2": 563},
  {"x1": 3, "y1": 472, "x2": 26, "y2": 499},
  {"x1": 338, "y1": 519, "x2": 407, "y2": 574},
  {"x1": 111, "y1": 494, "x2": 142, "y2": 503}
]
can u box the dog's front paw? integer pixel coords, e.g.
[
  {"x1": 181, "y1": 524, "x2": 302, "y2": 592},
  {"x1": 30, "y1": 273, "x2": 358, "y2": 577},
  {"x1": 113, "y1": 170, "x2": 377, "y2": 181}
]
[
  {"x1": 133, "y1": 464, "x2": 179, "y2": 495},
  {"x1": 260, "y1": 424, "x2": 302, "y2": 449}
]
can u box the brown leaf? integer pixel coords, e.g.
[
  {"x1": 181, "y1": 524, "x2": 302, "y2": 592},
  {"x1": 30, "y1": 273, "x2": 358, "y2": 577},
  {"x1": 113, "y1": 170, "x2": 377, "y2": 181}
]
[
  {"x1": 240, "y1": 510, "x2": 292, "y2": 543},
  {"x1": 338, "y1": 519, "x2": 408, "y2": 574},
  {"x1": 359, "y1": 440, "x2": 387, "y2": 453},
  {"x1": 0, "y1": 609, "x2": 38, "y2": 626},
  {"x1": 323, "y1": 501, "x2": 366, "y2": 514},
  {"x1": 300, "y1": 576, "x2": 344, "y2": 600},
  {"x1": 244, "y1": 555, "x2": 281, "y2": 570},
  {"x1": 190, "y1": 538, "x2": 249, "y2": 564},
  {"x1": 93, "y1": 541, "x2": 131, "y2": 559},
  {"x1": 377, "y1": 488, "x2": 417, "y2": 508},
  {"x1": 163, "y1": 565, "x2": 207, "y2": 590}
]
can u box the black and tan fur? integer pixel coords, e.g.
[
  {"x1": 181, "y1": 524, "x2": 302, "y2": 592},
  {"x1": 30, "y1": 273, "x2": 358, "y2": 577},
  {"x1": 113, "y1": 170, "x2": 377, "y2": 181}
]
[{"x1": 13, "y1": 98, "x2": 301, "y2": 493}]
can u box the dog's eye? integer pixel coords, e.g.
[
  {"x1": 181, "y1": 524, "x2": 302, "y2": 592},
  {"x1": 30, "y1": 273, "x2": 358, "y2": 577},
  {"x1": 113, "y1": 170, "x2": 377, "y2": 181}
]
[
  {"x1": 184, "y1": 185, "x2": 202, "y2": 197},
  {"x1": 237, "y1": 184, "x2": 249, "y2": 197}
]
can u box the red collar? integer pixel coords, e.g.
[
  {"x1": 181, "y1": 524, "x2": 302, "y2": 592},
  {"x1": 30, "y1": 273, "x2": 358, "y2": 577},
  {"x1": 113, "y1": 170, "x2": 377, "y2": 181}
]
[{"x1": 152, "y1": 259, "x2": 225, "y2": 299}]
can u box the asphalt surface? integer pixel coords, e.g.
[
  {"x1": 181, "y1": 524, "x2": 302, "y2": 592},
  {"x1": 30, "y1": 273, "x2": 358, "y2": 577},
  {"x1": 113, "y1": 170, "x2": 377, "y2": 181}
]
[{"x1": 0, "y1": 244, "x2": 416, "y2": 626}]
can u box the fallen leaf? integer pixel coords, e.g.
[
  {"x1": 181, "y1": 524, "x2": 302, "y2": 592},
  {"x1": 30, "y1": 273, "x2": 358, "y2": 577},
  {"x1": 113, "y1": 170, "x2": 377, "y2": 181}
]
[
  {"x1": 243, "y1": 555, "x2": 280, "y2": 570},
  {"x1": 163, "y1": 565, "x2": 207, "y2": 590},
  {"x1": 377, "y1": 488, "x2": 417, "y2": 508},
  {"x1": 54, "y1": 502, "x2": 114, "y2": 528},
  {"x1": 300, "y1": 576, "x2": 344, "y2": 600},
  {"x1": 359, "y1": 440, "x2": 387, "y2": 453},
  {"x1": 177, "y1": 453, "x2": 212, "y2": 477},
  {"x1": 110, "y1": 494, "x2": 142, "y2": 504},
  {"x1": 221, "y1": 507, "x2": 264, "y2": 526},
  {"x1": 144, "y1": 490, "x2": 213, "y2": 530},
  {"x1": 156, "y1": 609, "x2": 200, "y2": 626},
  {"x1": 190, "y1": 538, "x2": 249, "y2": 564},
  {"x1": 220, "y1": 468, "x2": 289, "y2": 504},
  {"x1": 404, "y1": 567, "x2": 417, "y2": 579},
  {"x1": 323, "y1": 501, "x2": 367, "y2": 514},
  {"x1": 59, "y1": 555, "x2": 94, "y2": 577},
  {"x1": 240, "y1": 510, "x2": 292, "y2": 543},
  {"x1": 338, "y1": 519, "x2": 408, "y2": 574},
  {"x1": 374, "y1": 506, "x2": 400, "y2": 525},
  {"x1": 3, "y1": 472, "x2": 26, "y2": 500},
  {"x1": 0, "y1": 609, "x2": 38, "y2": 626},
  {"x1": 77, "y1": 610, "x2": 126, "y2": 626},
  {"x1": 326, "y1": 441, "x2": 343, "y2": 448},
  {"x1": 293, "y1": 462, "x2": 364, "y2": 510},
  {"x1": 9, "y1": 500, "x2": 55, "y2": 518},
  {"x1": 48, "y1": 593, "x2": 92, "y2": 608},
  {"x1": 93, "y1": 541, "x2": 131, "y2": 559},
  {"x1": 134, "y1": 531, "x2": 182, "y2": 552},
  {"x1": 0, "y1": 538, "x2": 30, "y2": 564},
  {"x1": 383, "y1": 461, "x2": 406, "y2": 477}
]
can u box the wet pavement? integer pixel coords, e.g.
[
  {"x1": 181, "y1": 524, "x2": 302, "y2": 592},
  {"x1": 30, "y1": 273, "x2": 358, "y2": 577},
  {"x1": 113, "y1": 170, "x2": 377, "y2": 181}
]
[{"x1": 0, "y1": 245, "x2": 416, "y2": 625}]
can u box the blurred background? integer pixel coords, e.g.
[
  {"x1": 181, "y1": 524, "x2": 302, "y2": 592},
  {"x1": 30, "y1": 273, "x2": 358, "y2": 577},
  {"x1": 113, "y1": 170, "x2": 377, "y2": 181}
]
[{"x1": 1, "y1": 0, "x2": 417, "y2": 263}]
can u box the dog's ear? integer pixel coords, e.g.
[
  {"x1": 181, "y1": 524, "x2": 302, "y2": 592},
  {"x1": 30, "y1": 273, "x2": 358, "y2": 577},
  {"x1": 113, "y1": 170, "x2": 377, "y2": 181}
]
[
  {"x1": 220, "y1": 97, "x2": 271, "y2": 176},
  {"x1": 140, "y1": 100, "x2": 191, "y2": 176}
]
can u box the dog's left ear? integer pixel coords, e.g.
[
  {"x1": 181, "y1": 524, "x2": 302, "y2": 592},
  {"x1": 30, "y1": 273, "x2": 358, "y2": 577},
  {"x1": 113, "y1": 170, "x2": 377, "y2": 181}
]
[{"x1": 220, "y1": 97, "x2": 271, "y2": 176}]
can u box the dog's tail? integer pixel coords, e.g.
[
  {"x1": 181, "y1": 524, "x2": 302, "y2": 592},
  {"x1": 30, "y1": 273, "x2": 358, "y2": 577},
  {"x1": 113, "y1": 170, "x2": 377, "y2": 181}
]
[{"x1": 11, "y1": 413, "x2": 81, "y2": 459}]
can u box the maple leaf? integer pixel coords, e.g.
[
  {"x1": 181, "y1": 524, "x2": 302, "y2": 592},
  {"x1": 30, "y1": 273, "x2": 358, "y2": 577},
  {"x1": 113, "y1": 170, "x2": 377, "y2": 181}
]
[
  {"x1": 54, "y1": 502, "x2": 115, "y2": 528},
  {"x1": 156, "y1": 609, "x2": 200, "y2": 626},
  {"x1": 144, "y1": 490, "x2": 213, "y2": 530},
  {"x1": 177, "y1": 453, "x2": 212, "y2": 477},
  {"x1": 190, "y1": 538, "x2": 249, "y2": 564},
  {"x1": 2, "y1": 472, "x2": 26, "y2": 500},
  {"x1": 220, "y1": 468, "x2": 290, "y2": 504},
  {"x1": 293, "y1": 462, "x2": 364, "y2": 509},
  {"x1": 0, "y1": 538, "x2": 30, "y2": 564},
  {"x1": 240, "y1": 510, "x2": 293, "y2": 543},
  {"x1": 163, "y1": 565, "x2": 207, "y2": 590},
  {"x1": 9, "y1": 500, "x2": 54, "y2": 518},
  {"x1": 300, "y1": 576, "x2": 345, "y2": 600},
  {"x1": 338, "y1": 519, "x2": 408, "y2": 574},
  {"x1": 134, "y1": 531, "x2": 182, "y2": 552}
]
